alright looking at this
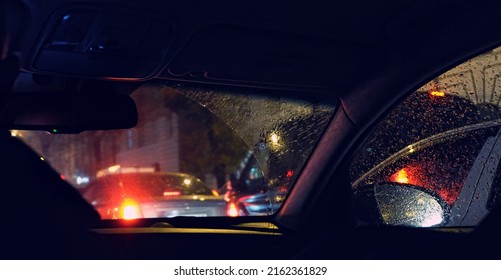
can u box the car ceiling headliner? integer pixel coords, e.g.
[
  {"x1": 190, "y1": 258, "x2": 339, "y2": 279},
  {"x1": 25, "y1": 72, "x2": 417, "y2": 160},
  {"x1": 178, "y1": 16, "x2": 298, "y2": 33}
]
[{"x1": 11, "y1": 0, "x2": 501, "y2": 125}]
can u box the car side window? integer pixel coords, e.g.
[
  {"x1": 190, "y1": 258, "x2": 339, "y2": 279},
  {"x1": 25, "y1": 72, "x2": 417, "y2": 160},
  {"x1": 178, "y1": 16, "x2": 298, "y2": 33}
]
[{"x1": 350, "y1": 46, "x2": 501, "y2": 227}]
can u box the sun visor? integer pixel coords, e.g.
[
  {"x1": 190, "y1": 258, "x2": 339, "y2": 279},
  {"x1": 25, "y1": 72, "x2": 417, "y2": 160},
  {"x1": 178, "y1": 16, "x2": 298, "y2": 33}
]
[
  {"x1": 163, "y1": 25, "x2": 385, "y2": 88},
  {"x1": 29, "y1": 5, "x2": 174, "y2": 79}
]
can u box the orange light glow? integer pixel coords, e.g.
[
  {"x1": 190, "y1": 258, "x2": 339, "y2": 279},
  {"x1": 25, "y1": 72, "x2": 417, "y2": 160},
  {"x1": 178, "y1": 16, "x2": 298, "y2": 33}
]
[
  {"x1": 211, "y1": 189, "x2": 220, "y2": 196},
  {"x1": 163, "y1": 191, "x2": 181, "y2": 196},
  {"x1": 121, "y1": 200, "x2": 142, "y2": 220},
  {"x1": 389, "y1": 166, "x2": 425, "y2": 187},
  {"x1": 107, "y1": 164, "x2": 121, "y2": 173},
  {"x1": 429, "y1": 91, "x2": 445, "y2": 97},
  {"x1": 227, "y1": 202, "x2": 239, "y2": 217},
  {"x1": 391, "y1": 168, "x2": 409, "y2": 184}
]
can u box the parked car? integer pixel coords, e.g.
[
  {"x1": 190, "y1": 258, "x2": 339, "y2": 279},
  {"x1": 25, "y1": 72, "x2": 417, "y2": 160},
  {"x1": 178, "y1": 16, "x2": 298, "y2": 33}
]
[{"x1": 83, "y1": 171, "x2": 227, "y2": 219}]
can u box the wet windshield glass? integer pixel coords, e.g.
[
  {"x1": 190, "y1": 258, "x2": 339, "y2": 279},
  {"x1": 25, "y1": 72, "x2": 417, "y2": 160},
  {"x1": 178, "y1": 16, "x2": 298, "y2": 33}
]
[{"x1": 14, "y1": 82, "x2": 336, "y2": 219}]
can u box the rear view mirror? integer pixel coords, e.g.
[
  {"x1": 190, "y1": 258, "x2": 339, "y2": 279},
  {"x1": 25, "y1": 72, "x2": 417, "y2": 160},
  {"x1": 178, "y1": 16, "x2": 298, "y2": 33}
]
[
  {"x1": 354, "y1": 183, "x2": 450, "y2": 227},
  {"x1": 2, "y1": 92, "x2": 138, "y2": 133}
]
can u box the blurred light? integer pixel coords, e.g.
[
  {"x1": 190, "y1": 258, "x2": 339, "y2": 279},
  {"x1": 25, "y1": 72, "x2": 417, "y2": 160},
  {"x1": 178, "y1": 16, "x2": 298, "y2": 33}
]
[
  {"x1": 76, "y1": 176, "x2": 90, "y2": 185},
  {"x1": 249, "y1": 168, "x2": 257, "y2": 179},
  {"x1": 183, "y1": 178, "x2": 192, "y2": 185},
  {"x1": 40, "y1": 157, "x2": 45, "y2": 161},
  {"x1": 122, "y1": 200, "x2": 142, "y2": 220},
  {"x1": 108, "y1": 165, "x2": 121, "y2": 173},
  {"x1": 227, "y1": 202, "x2": 239, "y2": 217},
  {"x1": 389, "y1": 166, "x2": 425, "y2": 188},
  {"x1": 429, "y1": 91, "x2": 445, "y2": 97},
  {"x1": 405, "y1": 211, "x2": 416, "y2": 218},
  {"x1": 223, "y1": 181, "x2": 232, "y2": 201},
  {"x1": 211, "y1": 189, "x2": 220, "y2": 196},
  {"x1": 270, "y1": 133, "x2": 279, "y2": 145},
  {"x1": 286, "y1": 170, "x2": 294, "y2": 178},
  {"x1": 10, "y1": 130, "x2": 19, "y2": 137},
  {"x1": 390, "y1": 168, "x2": 409, "y2": 184},
  {"x1": 407, "y1": 145, "x2": 415, "y2": 153},
  {"x1": 163, "y1": 191, "x2": 181, "y2": 196},
  {"x1": 121, "y1": 167, "x2": 154, "y2": 173},
  {"x1": 97, "y1": 166, "x2": 155, "y2": 178},
  {"x1": 421, "y1": 210, "x2": 443, "y2": 227},
  {"x1": 52, "y1": 129, "x2": 58, "y2": 133},
  {"x1": 60, "y1": 174, "x2": 65, "y2": 180},
  {"x1": 123, "y1": 205, "x2": 141, "y2": 220}
]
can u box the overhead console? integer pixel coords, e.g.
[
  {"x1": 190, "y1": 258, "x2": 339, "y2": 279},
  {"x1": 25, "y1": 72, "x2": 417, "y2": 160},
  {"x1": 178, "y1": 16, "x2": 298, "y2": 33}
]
[
  {"x1": 29, "y1": 4, "x2": 174, "y2": 79},
  {"x1": 162, "y1": 25, "x2": 385, "y2": 89}
]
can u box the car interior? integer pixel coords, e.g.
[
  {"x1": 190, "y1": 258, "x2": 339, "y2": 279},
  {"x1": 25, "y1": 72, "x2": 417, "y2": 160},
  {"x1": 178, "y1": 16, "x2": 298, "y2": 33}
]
[{"x1": 3, "y1": 0, "x2": 501, "y2": 259}]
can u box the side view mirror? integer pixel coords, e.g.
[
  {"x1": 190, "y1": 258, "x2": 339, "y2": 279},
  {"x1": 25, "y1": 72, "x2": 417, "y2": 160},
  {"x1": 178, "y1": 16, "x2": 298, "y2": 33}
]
[{"x1": 353, "y1": 183, "x2": 450, "y2": 227}]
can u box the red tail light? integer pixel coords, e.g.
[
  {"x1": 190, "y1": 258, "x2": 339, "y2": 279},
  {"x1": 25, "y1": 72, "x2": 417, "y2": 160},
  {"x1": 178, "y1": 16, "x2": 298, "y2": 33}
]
[
  {"x1": 390, "y1": 167, "x2": 422, "y2": 187},
  {"x1": 227, "y1": 202, "x2": 239, "y2": 217},
  {"x1": 163, "y1": 191, "x2": 181, "y2": 196},
  {"x1": 390, "y1": 168, "x2": 410, "y2": 184},
  {"x1": 121, "y1": 199, "x2": 142, "y2": 220}
]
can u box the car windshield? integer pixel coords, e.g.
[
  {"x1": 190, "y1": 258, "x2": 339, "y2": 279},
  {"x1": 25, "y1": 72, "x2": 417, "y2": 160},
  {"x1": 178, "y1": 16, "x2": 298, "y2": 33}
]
[{"x1": 14, "y1": 82, "x2": 336, "y2": 219}]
